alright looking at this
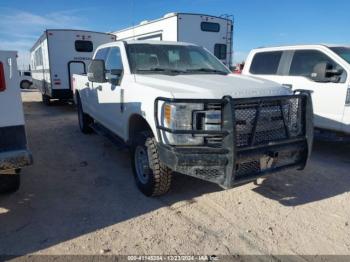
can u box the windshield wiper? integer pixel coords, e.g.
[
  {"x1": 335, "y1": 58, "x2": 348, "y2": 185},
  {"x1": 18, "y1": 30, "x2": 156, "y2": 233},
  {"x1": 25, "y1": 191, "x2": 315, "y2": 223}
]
[
  {"x1": 136, "y1": 68, "x2": 186, "y2": 74},
  {"x1": 187, "y1": 68, "x2": 229, "y2": 75}
]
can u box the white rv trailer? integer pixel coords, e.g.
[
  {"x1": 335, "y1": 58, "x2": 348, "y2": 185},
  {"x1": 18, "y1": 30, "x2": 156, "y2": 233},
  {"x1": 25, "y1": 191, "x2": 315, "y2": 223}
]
[
  {"x1": 30, "y1": 29, "x2": 116, "y2": 104},
  {"x1": 113, "y1": 13, "x2": 234, "y2": 66}
]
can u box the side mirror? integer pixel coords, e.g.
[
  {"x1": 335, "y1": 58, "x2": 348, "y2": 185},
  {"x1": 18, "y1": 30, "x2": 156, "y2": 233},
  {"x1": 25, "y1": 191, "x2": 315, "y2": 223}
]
[
  {"x1": 310, "y1": 62, "x2": 343, "y2": 83},
  {"x1": 87, "y1": 59, "x2": 107, "y2": 83}
]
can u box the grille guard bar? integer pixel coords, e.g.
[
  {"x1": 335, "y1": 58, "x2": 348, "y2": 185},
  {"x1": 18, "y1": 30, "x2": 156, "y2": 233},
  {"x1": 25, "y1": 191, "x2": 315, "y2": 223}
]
[{"x1": 154, "y1": 91, "x2": 313, "y2": 188}]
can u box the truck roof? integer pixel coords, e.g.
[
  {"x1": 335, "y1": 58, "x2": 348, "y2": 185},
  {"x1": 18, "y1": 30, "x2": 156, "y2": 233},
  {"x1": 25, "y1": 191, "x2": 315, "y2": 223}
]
[{"x1": 251, "y1": 44, "x2": 350, "y2": 52}]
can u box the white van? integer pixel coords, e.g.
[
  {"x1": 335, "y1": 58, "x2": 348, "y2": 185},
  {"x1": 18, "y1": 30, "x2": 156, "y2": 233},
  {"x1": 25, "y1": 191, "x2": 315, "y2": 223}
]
[
  {"x1": 243, "y1": 45, "x2": 350, "y2": 140},
  {"x1": 0, "y1": 50, "x2": 33, "y2": 193},
  {"x1": 113, "y1": 13, "x2": 233, "y2": 66},
  {"x1": 30, "y1": 29, "x2": 116, "y2": 104}
]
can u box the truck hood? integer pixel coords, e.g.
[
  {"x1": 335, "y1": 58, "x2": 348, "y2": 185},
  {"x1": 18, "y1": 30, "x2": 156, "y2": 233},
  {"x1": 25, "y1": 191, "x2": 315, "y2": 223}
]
[{"x1": 134, "y1": 74, "x2": 291, "y2": 99}]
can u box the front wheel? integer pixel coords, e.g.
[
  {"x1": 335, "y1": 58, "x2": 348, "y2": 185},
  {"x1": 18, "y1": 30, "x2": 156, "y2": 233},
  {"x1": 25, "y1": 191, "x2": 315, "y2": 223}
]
[
  {"x1": 0, "y1": 172, "x2": 20, "y2": 194},
  {"x1": 131, "y1": 132, "x2": 172, "y2": 196},
  {"x1": 77, "y1": 94, "x2": 93, "y2": 134}
]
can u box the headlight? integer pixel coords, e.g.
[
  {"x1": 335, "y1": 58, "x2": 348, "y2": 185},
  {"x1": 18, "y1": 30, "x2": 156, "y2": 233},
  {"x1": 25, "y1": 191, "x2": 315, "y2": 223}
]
[{"x1": 161, "y1": 102, "x2": 222, "y2": 145}]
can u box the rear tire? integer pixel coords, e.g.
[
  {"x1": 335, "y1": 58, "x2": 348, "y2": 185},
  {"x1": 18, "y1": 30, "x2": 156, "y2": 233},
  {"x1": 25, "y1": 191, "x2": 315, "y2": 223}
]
[
  {"x1": 77, "y1": 94, "x2": 93, "y2": 134},
  {"x1": 131, "y1": 132, "x2": 172, "y2": 196},
  {"x1": 20, "y1": 80, "x2": 31, "y2": 89},
  {"x1": 0, "y1": 173, "x2": 20, "y2": 194},
  {"x1": 42, "y1": 94, "x2": 51, "y2": 105}
]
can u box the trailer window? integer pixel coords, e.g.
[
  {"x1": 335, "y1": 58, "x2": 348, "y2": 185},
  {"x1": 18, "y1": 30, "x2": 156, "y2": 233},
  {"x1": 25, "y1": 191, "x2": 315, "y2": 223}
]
[
  {"x1": 75, "y1": 40, "x2": 93, "y2": 52},
  {"x1": 250, "y1": 51, "x2": 282, "y2": 75},
  {"x1": 214, "y1": 44, "x2": 227, "y2": 60},
  {"x1": 34, "y1": 47, "x2": 43, "y2": 67},
  {"x1": 201, "y1": 22, "x2": 220, "y2": 32}
]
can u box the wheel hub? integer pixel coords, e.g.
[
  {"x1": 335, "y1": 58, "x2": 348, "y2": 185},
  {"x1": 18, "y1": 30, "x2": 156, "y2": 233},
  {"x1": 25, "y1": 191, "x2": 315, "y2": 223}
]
[{"x1": 134, "y1": 146, "x2": 151, "y2": 184}]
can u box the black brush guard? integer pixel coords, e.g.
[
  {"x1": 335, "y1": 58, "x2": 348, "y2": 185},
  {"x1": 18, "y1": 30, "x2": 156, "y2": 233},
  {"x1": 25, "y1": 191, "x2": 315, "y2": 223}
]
[{"x1": 154, "y1": 91, "x2": 313, "y2": 188}]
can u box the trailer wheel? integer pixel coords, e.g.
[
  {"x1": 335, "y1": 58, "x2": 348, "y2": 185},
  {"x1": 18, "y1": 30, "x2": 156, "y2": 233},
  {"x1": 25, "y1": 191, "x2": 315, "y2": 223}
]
[
  {"x1": 131, "y1": 132, "x2": 172, "y2": 196},
  {"x1": 42, "y1": 94, "x2": 51, "y2": 105},
  {"x1": 20, "y1": 80, "x2": 32, "y2": 89},
  {"x1": 0, "y1": 173, "x2": 20, "y2": 194},
  {"x1": 77, "y1": 94, "x2": 93, "y2": 134}
]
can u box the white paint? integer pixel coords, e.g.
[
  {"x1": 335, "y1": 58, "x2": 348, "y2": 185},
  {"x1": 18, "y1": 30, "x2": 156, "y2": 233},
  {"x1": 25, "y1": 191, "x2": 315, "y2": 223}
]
[{"x1": 243, "y1": 44, "x2": 350, "y2": 134}]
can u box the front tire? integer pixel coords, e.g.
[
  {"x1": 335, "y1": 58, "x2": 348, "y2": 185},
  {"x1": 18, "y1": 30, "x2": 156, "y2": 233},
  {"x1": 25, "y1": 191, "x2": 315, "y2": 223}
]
[
  {"x1": 0, "y1": 172, "x2": 20, "y2": 194},
  {"x1": 77, "y1": 94, "x2": 93, "y2": 134},
  {"x1": 131, "y1": 132, "x2": 172, "y2": 196}
]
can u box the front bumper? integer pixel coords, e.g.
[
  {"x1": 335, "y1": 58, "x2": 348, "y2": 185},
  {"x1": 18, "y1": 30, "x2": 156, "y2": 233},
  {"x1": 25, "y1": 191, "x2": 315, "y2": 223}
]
[
  {"x1": 155, "y1": 92, "x2": 313, "y2": 188},
  {"x1": 0, "y1": 149, "x2": 33, "y2": 171}
]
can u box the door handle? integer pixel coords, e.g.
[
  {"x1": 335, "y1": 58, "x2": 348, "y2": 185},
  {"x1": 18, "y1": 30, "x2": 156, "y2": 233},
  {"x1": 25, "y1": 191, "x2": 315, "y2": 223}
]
[
  {"x1": 96, "y1": 85, "x2": 102, "y2": 91},
  {"x1": 85, "y1": 82, "x2": 90, "y2": 87},
  {"x1": 283, "y1": 84, "x2": 293, "y2": 89}
]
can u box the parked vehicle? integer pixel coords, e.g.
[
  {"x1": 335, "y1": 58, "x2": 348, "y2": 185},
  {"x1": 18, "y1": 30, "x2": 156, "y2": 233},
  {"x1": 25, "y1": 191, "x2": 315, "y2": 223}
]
[
  {"x1": 19, "y1": 70, "x2": 32, "y2": 89},
  {"x1": 73, "y1": 40, "x2": 313, "y2": 196},
  {"x1": 0, "y1": 51, "x2": 33, "y2": 193},
  {"x1": 30, "y1": 29, "x2": 116, "y2": 105},
  {"x1": 113, "y1": 13, "x2": 233, "y2": 66},
  {"x1": 243, "y1": 44, "x2": 350, "y2": 140}
]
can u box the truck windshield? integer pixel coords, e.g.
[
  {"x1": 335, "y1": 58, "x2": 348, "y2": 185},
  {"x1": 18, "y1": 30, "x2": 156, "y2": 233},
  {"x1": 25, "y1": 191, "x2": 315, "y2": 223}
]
[
  {"x1": 127, "y1": 44, "x2": 230, "y2": 75},
  {"x1": 330, "y1": 47, "x2": 350, "y2": 64}
]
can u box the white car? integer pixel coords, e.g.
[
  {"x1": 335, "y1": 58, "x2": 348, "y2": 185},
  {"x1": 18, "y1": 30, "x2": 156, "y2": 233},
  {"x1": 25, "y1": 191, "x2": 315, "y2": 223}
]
[
  {"x1": 73, "y1": 40, "x2": 313, "y2": 196},
  {"x1": 0, "y1": 51, "x2": 33, "y2": 193},
  {"x1": 19, "y1": 70, "x2": 32, "y2": 89},
  {"x1": 243, "y1": 44, "x2": 350, "y2": 140}
]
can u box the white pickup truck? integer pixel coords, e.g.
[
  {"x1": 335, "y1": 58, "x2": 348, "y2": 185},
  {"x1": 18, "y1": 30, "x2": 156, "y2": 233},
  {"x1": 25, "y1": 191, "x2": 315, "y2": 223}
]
[
  {"x1": 73, "y1": 40, "x2": 313, "y2": 196},
  {"x1": 0, "y1": 51, "x2": 33, "y2": 193}
]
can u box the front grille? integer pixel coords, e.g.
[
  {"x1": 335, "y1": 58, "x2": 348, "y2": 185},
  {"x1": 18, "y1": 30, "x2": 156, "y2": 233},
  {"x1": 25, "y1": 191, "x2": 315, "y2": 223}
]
[{"x1": 234, "y1": 97, "x2": 305, "y2": 148}]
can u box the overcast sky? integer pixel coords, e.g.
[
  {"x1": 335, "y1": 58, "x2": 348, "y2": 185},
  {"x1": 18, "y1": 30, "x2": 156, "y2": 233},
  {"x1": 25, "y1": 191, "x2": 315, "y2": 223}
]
[{"x1": 1, "y1": 0, "x2": 350, "y2": 69}]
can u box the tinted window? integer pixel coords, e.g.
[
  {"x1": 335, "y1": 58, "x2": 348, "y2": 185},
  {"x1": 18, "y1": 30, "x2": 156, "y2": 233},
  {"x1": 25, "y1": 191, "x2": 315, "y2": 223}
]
[
  {"x1": 24, "y1": 71, "x2": 31, "y2": 76},
  {"x1": 214, "y1": 44, "x2": 227, "y2": 60},
  {"x1": 94, "y1": 48, "x2": 110, "y2": 61},
  {"x1": 250, "y1": 51, "x2": 282, "y2": 75},
  {"x1": 201, "y1": 22, "x2": 220, "y2": 32},
  {"x1": 75, "y1": 40, "x2": 93, "y2": 52},
  {"x1": 329, "y1": 47, "x2": 350, "y2": 64},
  {"x1": 289, "y1": 50, "x2": 338, "y2": 77},
  {"x1": 105, "y1": 48, "x2": 123, "y2": 70},
  {"x1": 127, "y1": 44, "x2": 229, "y2": 74}
]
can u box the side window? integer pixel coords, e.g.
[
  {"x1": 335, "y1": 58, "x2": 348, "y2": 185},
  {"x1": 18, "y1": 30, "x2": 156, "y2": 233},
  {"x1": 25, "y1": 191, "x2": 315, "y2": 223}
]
[
  {"x1": 214, "y1": 44, "x2": 227, "y2": 60},
  {"x1": 249, "y1": 51, "x2": 282, "y2": 75},
  {"x1": 289, "y1": 50, "x2": 339, "y2": 77},
  {"x1": 105, "y1": 47, "x2": 123, "y2": 70}
]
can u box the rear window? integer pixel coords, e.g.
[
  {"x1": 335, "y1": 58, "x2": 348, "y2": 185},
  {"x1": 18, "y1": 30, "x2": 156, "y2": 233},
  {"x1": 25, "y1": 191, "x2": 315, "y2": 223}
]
[
  {"x1": 75, "y1": 40, "x2": 93, "y2": 52},
  {"x1": 249, "y1": 51, "x2": 282, "y2": 75},
  {"x1": 201, "y1": 22, "x2": 220, "y2": 32},
  {"x1": 214, "y1": 44, "x2": 227, "y2": 60}
]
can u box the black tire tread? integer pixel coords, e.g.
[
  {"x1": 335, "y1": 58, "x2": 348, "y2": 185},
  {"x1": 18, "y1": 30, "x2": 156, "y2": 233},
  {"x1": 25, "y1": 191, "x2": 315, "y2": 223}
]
[{"x1": 145, "y1": 136, "x2": 172, "y2": 196}]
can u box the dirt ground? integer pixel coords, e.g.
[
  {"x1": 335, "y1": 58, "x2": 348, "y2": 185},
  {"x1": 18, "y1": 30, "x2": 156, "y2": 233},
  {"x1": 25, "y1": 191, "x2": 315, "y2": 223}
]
[{"x1": 0, "y1": 90, "x2": 350, "y2": 256}]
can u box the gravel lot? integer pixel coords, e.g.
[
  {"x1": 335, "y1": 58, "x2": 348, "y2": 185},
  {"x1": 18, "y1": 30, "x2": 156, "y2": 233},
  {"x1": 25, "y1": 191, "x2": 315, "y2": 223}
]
[{"x1": 0, "y1": 90, "x2": 350, "y2": 256}]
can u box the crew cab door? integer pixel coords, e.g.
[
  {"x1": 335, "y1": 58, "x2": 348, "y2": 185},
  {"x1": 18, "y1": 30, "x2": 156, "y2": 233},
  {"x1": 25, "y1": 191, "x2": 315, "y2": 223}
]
[
  {"x1": 281, "y1": 49, "x2": 348, "y2": 131},
  {"x1": 94, "y1": 46, "x2": 124, "y2": 135}
]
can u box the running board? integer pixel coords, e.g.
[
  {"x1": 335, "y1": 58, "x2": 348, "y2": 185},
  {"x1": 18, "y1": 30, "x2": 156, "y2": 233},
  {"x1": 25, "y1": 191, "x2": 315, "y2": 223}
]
[{"x1": 90, "y1": 123, "x2": 128, "y2": 150}]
